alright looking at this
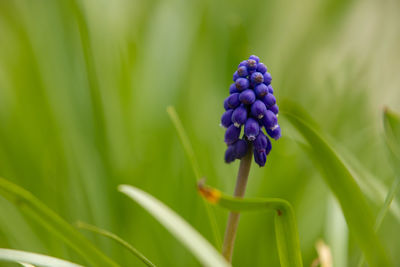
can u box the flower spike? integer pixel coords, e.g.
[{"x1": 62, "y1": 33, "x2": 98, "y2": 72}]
[{"x1": 222, "y1": 55, "x2": 281, "y2": 166}]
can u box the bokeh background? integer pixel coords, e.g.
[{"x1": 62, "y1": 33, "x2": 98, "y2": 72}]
[{"x1": 0, "y1": 0, "x2": 399, "y2": 266}]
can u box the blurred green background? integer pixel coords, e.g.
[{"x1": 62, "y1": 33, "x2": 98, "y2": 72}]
[{"x1": 0, "y1": 0, "x2": 399, "y2": 266}]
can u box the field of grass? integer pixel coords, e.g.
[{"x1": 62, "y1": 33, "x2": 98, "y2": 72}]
[{"x1": 0, "y1": 0, "x2": 399, "y2": 266}]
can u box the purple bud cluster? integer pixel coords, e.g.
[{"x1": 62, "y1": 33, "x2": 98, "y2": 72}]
[{"x1": 221, "y1": 55, "x2": 281, "y2": 167}]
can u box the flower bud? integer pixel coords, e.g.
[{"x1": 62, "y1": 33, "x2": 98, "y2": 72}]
[
  {"x1": 239, "y1": 89, "x2": 256, "y2": 105},
  {"x1": 251, "y1": 100, "x2": 267, "y2": 119},
  {"x1": 269, "y1": 104, "x2": 279, "y2": 115},
  {"x1": 247, "y1": 59, "x2": 257, "y2": 71},
  {"x1": 265, "y1": 135, "x2": 272, "y2": 155},
  {"x1": 254, "y1": 149, "x2": 267, "y2": 167},
  {"x1": 260, "y1": 110, "x2": 278, "y2": 129},
  {"x1": 255, "y1": 84, "x2": 268, "y2": 97},
  {"x1": 238, "y1": 60, "x2": 247, "y2": 68},
  {"x1": 234, "y1": 139, "x2": 248, "y2": 159},
  {"x1": 224, "y1": 98, "x2": 229, "y2": 110},
  {"x1": 263, "y1": 72, "x2": 272, "y2": 85},
  {"x1": 256, "y1": 63, "x2": 267, "y2": 74},
  {"x1": 225, "y1": 124, "x2": 241, "y2": 145},
  {"x1": 251, "y1": 72, "x2": 264, "y2": 85},
  {"x1": 237, "y1": 66, "x2": 248, "y2": 77},
  {"x1": 249, "y1": 55, "x2": 260, "y2": 63},
  {"x1": 244, "y1": 118, "x2": 259, "y2": 141},
  {"x1": 267, "y1": 125, "x2": 281, "y2": 140},
  {"x1": 225, "y1": 145, "x2": 236, "y2": 163},
  {"x1": 254, "y1": 131, "x2": 267, "y2": 152},
  {"x1": 221, "y1": 109, "x2": 233, "y2": 128},
  {"x1": 267, "y1": 85, "x2": 274, "y2": 94},
  {"x1": 235, "y1": 78, "x2": 249, "y2": 91},
  {"x1": 261, "y1": 93, "x2": 276, "y2": 108},
  {"x1": 229, "y1": 83, "x2": 238, "y2": 94},
  {"x1": 232, "y1": 105, "x2": 247, "y2": 127},
  {"x1": 233, "y1": 71, "x2": 239, "y2": 81},
  {"x1": 227, "y1": 93, "x2": 240, "y2": 109}
]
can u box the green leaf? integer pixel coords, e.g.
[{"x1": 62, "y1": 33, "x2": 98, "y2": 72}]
[
  {"x1": 0, "y1": 248, "x2": 83, "y2": 267},
  {"x1": 383, "y1": 108, "x2": 400, "y2": 173},
  {"x1": 197, "y1": 182, "x2": 303, "y2": 267},
  {"x1": 118, "y1": 185, "x2": 230, "y2": 267},
  {"x1": 166, "y1": 106, "x2": 222, "y2": 248},
  {"x1": 281, "y1": 101, "x2": 392, "y2": 267},
  {"x1": 0, "y1": 177, "x2": 119, "y2": 267},
  {"x1": 76, "y1": 221, "x2": 156, "y2": 267}
]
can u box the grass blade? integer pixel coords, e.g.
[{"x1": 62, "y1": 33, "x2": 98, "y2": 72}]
[
  {"x1": 76, "y1": 221, "x2": 156, "y2": 267},
  {"x1": 118, "y1": 185, "x2": 230, "y2": 267},
  {"x1": 166, "y1": 106, "x2": 222, "y2": 248},
  {"x1": 198, "y1": 182, "x2": 303, "y2": 267},
  {"x1": 384, "y1": 108, "x2": 400, "y2": 173},
  {"x1": 281, "y1": 101, "x2": 392, "y2": 267},
  {"x1": 0, "y1": 248, "x2": 83, "y2": 267},
  {"x1": 0, "y1": 177, "x2": 119, "y2": 267}
]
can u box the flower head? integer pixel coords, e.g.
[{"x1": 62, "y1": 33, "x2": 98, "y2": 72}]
[{"x1": 222, "y1": 55, "x2": 281, "y2": 167}]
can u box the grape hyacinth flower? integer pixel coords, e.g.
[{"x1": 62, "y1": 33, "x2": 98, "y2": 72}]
[{"x1": 221, "y1": 55, "x2": 281, "y2": 167}]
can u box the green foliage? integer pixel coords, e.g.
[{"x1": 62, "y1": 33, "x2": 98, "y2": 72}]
[
  {"x1": 199, "y1": 183, "x2": 302, "y2": 267},
  {"x1": 77, "y1": 221, "x2": 156, "y2": 267},
  {"x1": 0, "y1": 248, "x2": 83, "y2": 267},
  {"x1": 282, "y1": 101, "x2": 392, "y2": 266},
  {"x1": 119, "y1": 185, "x2": 230, "y2": 267},
  {"x1": 0, "y1": 0, "x2": 399, "y2": 266},
  {"x1": 0, "y1": 177, "x2": 118, "y2": 267}
]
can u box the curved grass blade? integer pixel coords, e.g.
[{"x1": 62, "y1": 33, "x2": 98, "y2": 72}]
[
  {"x1": 384, "y1": 108, "x2": 400, "y2": 173},
  {"x1": 166, "y1": 106, "x2": 222, "y2": 248},
  {"x1": 0, "y1": 177, "x2": 119, "y2": 267},
  {"x1": 118, "y1": 185, "x2": 230, "y2": 267},
  {"x1": 197, "y1": 182, "x2": 303, "y2": 267},
  {"x1": 281, "y1": 101, "x2": 392, "y2": 267},
  {"x1": 0, "y1": 248, "x2": 83, "y2": 267},
  {"x1": 356, "y1": 109, "x2": 400, "y2": 266},
  {"x1": 76, "y1": 221, "x2": 156, "y2": 267}
]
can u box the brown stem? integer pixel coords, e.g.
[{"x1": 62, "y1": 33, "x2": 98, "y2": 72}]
[{"x1": 222, "y1": 146, "x2": 253, "y2": 262}]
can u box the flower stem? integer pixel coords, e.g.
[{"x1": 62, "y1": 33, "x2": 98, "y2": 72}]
[{"x1": 222, "y1": 146, "x2": 253, "y2": 262}]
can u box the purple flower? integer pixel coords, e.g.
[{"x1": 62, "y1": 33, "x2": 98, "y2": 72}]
[
  {"x1": 224, "y1": 98, "x2": 229, "y2": 110},
  {"x1": 256, "y1": 63, "x2": 267, "y2": 74},
  {"x1": 247, "y1": 59, "x2": 257, "y2": 71},
  {"x1": 237, "y1": 66, "x2": 248, "y2": 77},
  {"x1": 239, "y1": 89, "x2": 256, "y2": 105},
  {"x1": 225, "y1": 145, "x2": 236, "y2": 163},
  {"x1": 260, "y1": 110, "x2": 278, "y2": 129},
  {"x1": 235, "y1": 78, "x2": 249, "y2": 91},
  {"x1": 234, "y1": 139, "x2": 248, "y2": 159},
  {"x1": 254, "y1": 149, "x2": 267, "y2": 167},
  {"x1": 251, "y1": 72, "x2": 264, "y2": 85},
  {"x1": 233, "y1": 71, "x2": 239, "y2": 81},
  {"x1": 221, "y1": 109, "x2": 234, "y2": 128},
  {"x1": 232, "y1": 105, "x2": 247, "y2": 127},
  {"x1": 261, "y1": 93, "x2": 276, "y2": 108},
  {"x1": 269, "y1": 104, "x2": 279, "y2": 114},
  {"x1": 238, "y1": 60, "x2": 247, "y2": 68},
  {"x1": 229, "y1": 83, "x2": 238, "y2": 94},
  {"x1": 225, "y1": 124, "x2": 241, "y2": 145},
  {"x1": 267, "y1": 85, "x2": 274, "y2": 94},
  {"x1": 251, "y1": 100, "x2": 267, "y2": 119},
  {"x1": 263, "y1": 72, "x2": 272, "y2": 85},
  {"x1": 267, "y1": 125, "x2": 281, "y2": 140},
  {"x1": 265, "y1": 136, "x2": 272, "y2": 155},
  {"x1": 222, "y1": 55, "x2": 280, "y2": 167},
  {"x1": 255, "y1": 84, "x2": 268, "y2": 97},
  {"x1": 249, "y1": 55, "x2": 260, "y2": 63},
  {"x1": 254, "y1": 131, "x2": 268, "y2": 152},
  {"x1": 227, "y1": 93, "x2": 241, "y2": 109},
  {"x1": 244, "y1": 118, "x2": 259, "y2": 141}
]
